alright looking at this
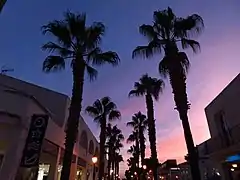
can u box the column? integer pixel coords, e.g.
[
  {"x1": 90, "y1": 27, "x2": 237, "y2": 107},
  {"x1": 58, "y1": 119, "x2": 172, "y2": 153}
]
[
  {"x1": 69, "y1": 156, "x2": 78, "y2": 180},
  {"x1": 48, "y1": 147, "x2": 61, "y2": 180}
]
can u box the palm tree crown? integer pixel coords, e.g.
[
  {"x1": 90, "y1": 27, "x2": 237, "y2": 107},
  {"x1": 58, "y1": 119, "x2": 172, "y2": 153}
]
[
  {"x1": 132, "y1": 7, "x2": 204, "y2": 78},
  {"x1": 42, "y1": 11, "x2": 120, "y2": 79},
  {"x1": 86, "y1": 96, "x2": 121, "y2": 123},
  {"x1": 129, "y1": 74, "x2": 165, "y2": 100}
]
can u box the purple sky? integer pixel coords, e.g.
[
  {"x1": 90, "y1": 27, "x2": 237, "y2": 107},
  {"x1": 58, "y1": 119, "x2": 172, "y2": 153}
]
[{"x1": 1, "y1": 0, "x2": 240, "y2": 176}]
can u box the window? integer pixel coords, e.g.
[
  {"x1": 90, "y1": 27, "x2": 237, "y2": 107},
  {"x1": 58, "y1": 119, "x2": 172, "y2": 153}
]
[
  {"x1": 214, "y1": 110, "x2": 232, "y2": 146},
  {"x1": 89, "y1": 140, "x2": 94, "y2": 155},
  {"x1": 79, "y1": 131, "x2": 88, "y2": 151}
]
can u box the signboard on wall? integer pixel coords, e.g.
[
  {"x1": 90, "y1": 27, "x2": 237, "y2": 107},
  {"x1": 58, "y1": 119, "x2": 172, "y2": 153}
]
[{"x1": 20, "y1": 114, "x2": 49, "y2": 167}]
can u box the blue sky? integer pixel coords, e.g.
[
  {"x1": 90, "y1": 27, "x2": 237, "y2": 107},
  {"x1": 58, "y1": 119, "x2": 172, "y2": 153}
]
[{"x1": 1, "y1": 0, "x2": 240, "y2": 175}]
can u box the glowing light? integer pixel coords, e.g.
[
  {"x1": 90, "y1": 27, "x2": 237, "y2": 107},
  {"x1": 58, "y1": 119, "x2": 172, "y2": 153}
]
[
  {"x1": 216, "y1": 172, "x2": 221, "y2": 176},
  {"x1": 232, "y1": 164, "x2": 238, "y2": 168},
  {"x1": 131, "y1": 175, "x2": 133, "y2": 178},
  {"x1": 134, "y1": 172, "x2": 137, "y2": 175},
  {"x1": 149, "y1": 170, "x2": 152, "y2": 173},
  {"x1": 231, "y1": 168, "x2": 235, "y2": 172},
  {"x1": 143, "y1": 165, "x2": 147, "y2": 170},
  {"x1": 176, "y1": 175, "x2": 179, "y2": 179},
  {"x1": 110, "y1": 170, "x2": 114, "y2": 174},
  {"x1": 92, "y1": 156, "x2": 98, "y2": 164}
]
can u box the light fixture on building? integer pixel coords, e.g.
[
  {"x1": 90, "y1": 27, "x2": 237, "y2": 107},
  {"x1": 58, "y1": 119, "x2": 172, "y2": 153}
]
[
  {"x1": 143, "y1": 165, "x2": 147, "y2": 170},
  {"x1": 131, "y1": 175, "x2": 133, "y2": 178},
  {"x1": 232, "y1": 164, "x2": 238, "y2": 168},
  {"x1": 134, "y1": 172, "x2": 137, "y2": 175},
  {"x1": 116, "y1": 174, "x2": 118, "y2": 177},
  {"x1": 216, "y1": 172, "x2": 221, "y2": 176},
  {"x1": 231, "y1": 168, "x2": 235, "y2": 172},
  {"x1": 110, "y1": 169, "x2": 114, "y2": 174},
  {"x1": 92, "y1": 156, "x2": 98, "y2": 164},
  {"x1": 149, "y1": 170, "x2": 152, "y2": 173},
  {"x1": 175, "y1": 175, "x2": 179, "y2": 179}
]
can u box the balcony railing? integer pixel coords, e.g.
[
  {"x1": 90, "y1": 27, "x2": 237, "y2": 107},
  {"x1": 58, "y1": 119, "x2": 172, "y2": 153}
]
[{"x1": 201, "y1": 124, "x2": 240, "y2": 155}]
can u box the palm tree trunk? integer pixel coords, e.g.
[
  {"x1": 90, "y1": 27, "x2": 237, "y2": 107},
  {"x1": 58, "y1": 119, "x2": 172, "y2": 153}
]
[
  {"x1": 115, "y1": 159, "x2": 118, "y2": 180},
  {"x1": 135, "y1": 137, "x2": 140, "y2": 168},
  {"x1": 99, "y1": 119, "x2": 107, "y2": 180},
  {"x1": 145, "y1": 94, "x2": 158, "y2": 180},
  {"x1": 60, "y1": 62, "x2": 85, "y2": 180},
  {"x1": 169, "y1": 70, "x2": 201, "y2": 180},
  {"x1": 108, "y1": 147, "x2": 112, "y2": 180},
  {"x1": 139, "y1": 129, "x2": 145, "y2": 166}
]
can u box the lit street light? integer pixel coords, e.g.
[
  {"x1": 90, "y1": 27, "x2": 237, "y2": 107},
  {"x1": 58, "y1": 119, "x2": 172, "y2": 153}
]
[{"x1": 92, "y1": 156, "x2": 98, "y2": 180}]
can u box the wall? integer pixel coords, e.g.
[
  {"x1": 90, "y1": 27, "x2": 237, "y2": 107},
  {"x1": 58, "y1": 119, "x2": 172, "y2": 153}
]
[
  {"x1": 205, "y1": 73, "x2": 240, "y2": 137},
  {"x1": 0, "y1": 74, "x2": 68, "y2": 127}
]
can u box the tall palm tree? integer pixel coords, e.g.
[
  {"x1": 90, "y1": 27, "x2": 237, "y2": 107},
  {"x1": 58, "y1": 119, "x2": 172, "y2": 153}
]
[
  {"x1": 86, "y1": 97, "x2": 121, "y2": 180},
  {"x1": 42, "y1": 12, "x2": 120, "y2": 180},
  {"x1": 127, "y1": 111, "x2": 147, "y2": 166},
  {"x1": 129, "y1": 74, "x2": 164, "y2": 180},
  {"x1": 132, "y1": 7, "x2": 204, "y2": 180}
]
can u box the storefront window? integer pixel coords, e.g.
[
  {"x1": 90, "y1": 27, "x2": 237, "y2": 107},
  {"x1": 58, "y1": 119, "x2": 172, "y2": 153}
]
[{"x1": 37, "y1": 164, "x2": 50, "y2": 180}]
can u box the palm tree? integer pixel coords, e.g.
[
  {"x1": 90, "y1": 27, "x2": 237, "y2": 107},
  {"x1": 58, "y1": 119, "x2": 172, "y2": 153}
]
[
  {"x1": 106, "y1": 124, "x2": 124, "y2": 180},
  {"x1": 42, "y1": 12, "x2": 120, "y2": 180},
  {"x1": 129, "y1": 74, "x2": 164, "y2": 180},
  {"x1": 132, "y1": 7, "x2": 204, "y2": 180},
  {"x1": 86, "y1": 97, "x2": 121, "y2": 180},
  {"x1": 127, "y1": 130, "x2": 140, "y2": 167},
  {"x1": 127, "y1": 111, "x2": 147, "y2": 166},
  {"x1": 114, "y1": 153, "x2": 123, "y2": 180}
]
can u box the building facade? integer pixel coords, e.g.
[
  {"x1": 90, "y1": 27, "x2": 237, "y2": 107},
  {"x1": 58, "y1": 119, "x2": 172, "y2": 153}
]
[
  {"x1": 0, "y1": 74, "x2": 102, "y2": 180},
  {"x1": 197, "y1": 73, "x2": 240, "y2": 180}
]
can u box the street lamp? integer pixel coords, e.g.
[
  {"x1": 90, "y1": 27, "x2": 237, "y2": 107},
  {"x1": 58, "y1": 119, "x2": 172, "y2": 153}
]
[{"x1": 92, "y1": 156, "x2": 98, "y2": 180}]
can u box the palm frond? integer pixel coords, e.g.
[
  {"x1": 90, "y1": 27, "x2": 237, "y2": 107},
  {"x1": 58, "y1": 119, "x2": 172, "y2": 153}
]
[
  {"x1": 181, "y1": 38, "x2": 200, "y2": 53},
  {"x1": 158, "y1": 56, "x2": 170, "y2": 78},
  {"x1": 128, "y1": 89, "x2": 145, "y2": 98},
  {"x1": 87, "y1": 48, "x2": 120, "y2": 66},
  {"x1": 42, "y1": 56, "x2": 65, "y2": 73},
  {"x1": 41, "y1": 20, "x2": 72, "y2": 48},
  {"x1": 105, "y1": 101, "x2": 117, "y2": 113},
  {"x1": 126, "y1": 121, "x2": 135, "y2": 128},
  {"x1": 93, "y1": 99, "x2": 103, "y2": 113},
  {"x1": 42, "y1": 42, "x2": 74, "y2": 57},
  {"x1": 86, "y1": 22, "x2": 105, "y2": 49},
  {"x1": 109, "y1": 110, "x2": 121, "y2": 121},
  {"x1": 64, "y1": 11, "x2": 86, "y2": 43},
  {"x1": 85, "y1": 106, "x2": 100, "y2": 117},
  {"x1": 85, "y1": 64, "x2": 98, "y2": 81},
  {"x1": 139, "y1": 24, "x2": 157, "y2": 40}
]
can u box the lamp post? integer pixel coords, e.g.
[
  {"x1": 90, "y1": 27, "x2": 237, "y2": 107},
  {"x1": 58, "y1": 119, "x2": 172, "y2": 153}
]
[{"x1": 92, "y1": 156, "x2": 98, "y2": 180}]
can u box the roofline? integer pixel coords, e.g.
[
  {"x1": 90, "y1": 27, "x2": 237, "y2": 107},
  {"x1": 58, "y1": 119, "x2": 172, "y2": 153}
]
[{"x1": 205, "y1": 73, "x2": 240, "y2": 111}]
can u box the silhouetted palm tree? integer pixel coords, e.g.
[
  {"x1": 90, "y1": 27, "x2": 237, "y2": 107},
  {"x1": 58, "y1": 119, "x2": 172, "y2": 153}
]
[
  {"x1": 41, "y1": 12, "x2": 120, "y2": 180},
  {"x1": 106, "y1": 124, "x2": 124, "y2": 180},
  {"x1": 86, "y1": 97, "x2": 121, "y2": 180},
  {"x1": 127, "y1": 111, "x2": 147, "y2": 166},
  {"x1": 127, "y1": 130, "x2": 140, "y2": 167},
  {"x1": 129, "y1": 74, "x2": 164, "y2": 180},
  {"x1": 132, "y1": 7, "x2": 204, "y2": 180},
  {"x1": 115, "y1": 153, "x2": 123, "y2": 180}
]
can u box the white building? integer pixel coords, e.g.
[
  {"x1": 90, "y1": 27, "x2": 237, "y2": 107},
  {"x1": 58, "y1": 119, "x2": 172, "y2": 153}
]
[
  {"x1": 0, "y1": 74, "x2": 103, "y2": 180},
  {"x1": 197, "y1": 73, "x2": 240, "y2": 180}
]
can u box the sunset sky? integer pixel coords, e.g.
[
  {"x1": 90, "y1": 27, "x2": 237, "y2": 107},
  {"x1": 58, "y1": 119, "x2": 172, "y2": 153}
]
[{"x1": 1, "y1": 0, "x2": 240, "y2": 177}]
